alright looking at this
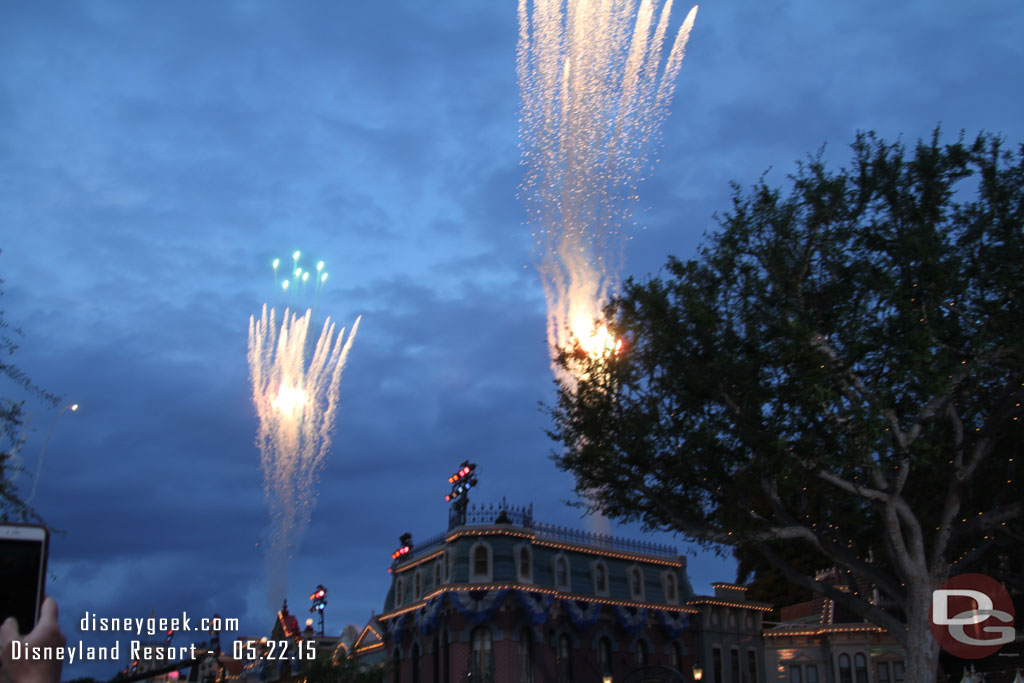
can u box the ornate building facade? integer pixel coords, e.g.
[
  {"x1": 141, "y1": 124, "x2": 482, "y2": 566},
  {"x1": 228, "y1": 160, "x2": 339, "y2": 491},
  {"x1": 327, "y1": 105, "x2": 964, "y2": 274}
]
[{"x1": 353, "y1": 500, "x2": 770, "y2": 683}]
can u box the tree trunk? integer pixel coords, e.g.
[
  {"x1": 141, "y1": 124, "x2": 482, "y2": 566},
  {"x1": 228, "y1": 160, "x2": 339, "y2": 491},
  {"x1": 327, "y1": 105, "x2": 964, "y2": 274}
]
[{"x1": 905, "y1": 585, "x2": 941, "y2": 683}]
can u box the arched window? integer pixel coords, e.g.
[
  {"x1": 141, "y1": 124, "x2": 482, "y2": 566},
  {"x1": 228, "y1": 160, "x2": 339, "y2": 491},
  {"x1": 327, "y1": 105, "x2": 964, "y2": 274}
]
[
  {"x1": 593, "y1": 562, "x2": 608, "y2": 594},
  {"x1": 557, "y1": 634, "x2": 573, "y2": 682},
  {"x1": 854, "y1": 654, "x2": 868, "y2": 683},
  {"x1": 470, "y1": 628, "x2": 493, "y2": 680},
  {"x1": 636, "y1": 639, "x2": 649, "y2": 666},
  {"x1": 434, "y1": 561, "x2": 442, "y2": 588},
  {"x1": 630, "y1": 567, "x2": 644, "y2": 600},
  {"x1": 838, "y1": 654, "x2": 852, "y2": 683},
  {"x1": 395, "y1": 578, "x2": 405, "y2": 607},
  {"x1": 471, "y1": 542, "x2": 492, "y2": 581},
  {"x1": 519, "y1": 546, "x2": 533, "y2": 582},
  {"x1": 555, "y1": 556, "x2": 570, "y2": 590},
  {"x1": 411, "y1": 642, "x2": 421, "y2": 683},
  {"x1": 414, "y1": 571, "x2": 422, "y2": 601},
  {"x1": 599, "y1": 637, "x2": 612, "y2": 675},
  {"x1": 663, "y1": 572, "x2": 678, "y2": 603},
  {"x1": 519, "y1": 627, "x2": 534, "y2": 683}
]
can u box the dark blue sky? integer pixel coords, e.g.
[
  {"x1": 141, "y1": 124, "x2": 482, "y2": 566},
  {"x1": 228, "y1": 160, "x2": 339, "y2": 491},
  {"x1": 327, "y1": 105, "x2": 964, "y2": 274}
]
[{"x1": 2, "y1": 1, "x2": 1022, "y2": 678}]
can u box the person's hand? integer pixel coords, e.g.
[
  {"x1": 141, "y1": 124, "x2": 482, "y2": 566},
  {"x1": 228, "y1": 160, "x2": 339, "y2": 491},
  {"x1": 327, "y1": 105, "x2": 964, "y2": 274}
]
[{"x1": 0, "y1": 598, "x2": 66, "y2": 683}]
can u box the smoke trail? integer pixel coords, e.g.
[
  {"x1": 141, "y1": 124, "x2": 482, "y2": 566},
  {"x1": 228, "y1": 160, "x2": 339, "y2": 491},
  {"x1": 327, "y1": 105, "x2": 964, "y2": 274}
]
[
  {"x1": 248, "y1": 305, "x2": 360, "y2": 609},
  {"x1": 518, "y1": 0, "x2": 698, "y2": 376}
]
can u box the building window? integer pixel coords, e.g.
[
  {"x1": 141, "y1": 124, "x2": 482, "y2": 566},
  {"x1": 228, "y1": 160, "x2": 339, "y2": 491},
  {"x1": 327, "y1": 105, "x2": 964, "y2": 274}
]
[
  {"x1": 432, "y1": 636, "x2": 440, "y2": 683},
  {"x1": 877, "y1": 663, "x2": 890, "y2": 683},
  {"x1": 470, "y1": 542, "x2": 492, "y2": 582},
  {"x1": 599, "y1": 637, "x2": 613, "y2": 675},
  {"x1": 442, "y1": 630, "x2": 450, "y2": 683},
  {"x1": 470, "y1": 628, "x2": 492, "y2": 680},
  {"x1": 434, "y1": 561, "x2": 442, "y2": 588},
  {"x1": 555, "y1": 556, "x2": 571, "y2": 590},
  {"x1": 395, "y1": 578, "x2": 405, "y2": 607},
  {"x1": 892, "y1": 663, "x2": 904, "y2": 683},
  {"x1": 788, "y1": 666, "x2": 802, "y2": 683},
  {"x1": 445, "y1": 550, "x2": 454, "y2": 583},
  {"x1": 747, "y1": 650, "x2": 758, "y2": 683},
  {"x1": 636, "y1": 640, "x2": 649, "y2": 666},
  {"x1": 414, "y1": 571, "x2": 422, "y2": 601},
  {"x1": 629, "y1": 567, "x2": 645, "y2": 600},
  {"x1": 412, "y1": 642, "x2": 421, "y2": 683},
  {"x1": 557, "y1": 634, "x2": 573, "y2": 682},
  {"x1": 854, "y1": 654, "x2": 868, "y2": 683},
  {"x1": 663, "y1": 572, "x2": 679, "y2": 603},
  {"x1": 394, "y1": 648, "x2": 402, "y2": 683},
  {"x1": 519, "y1": 546, "x2": 533, "y2": 582},
  {"x1": 593, "y1": 562, "x2": 609, "y2": 595},
  {"x1": 713, "y1": 647, "x2": 723, "y2": 683},
  {"x1": 671, "y1": 642, "x2": 683, "y2": 672},
  {"x1": 519, "y1": 628, "x2": 534, "y2": 683},
  {"x1": 839, "y1": 654, "x2": 852, "y2": 683},
  {"x1": 805, "y1": 666, "x2": 819, "y2": 683},
  {"x1": 730, "y1": 648, "x2": 740, "y2": 683}
]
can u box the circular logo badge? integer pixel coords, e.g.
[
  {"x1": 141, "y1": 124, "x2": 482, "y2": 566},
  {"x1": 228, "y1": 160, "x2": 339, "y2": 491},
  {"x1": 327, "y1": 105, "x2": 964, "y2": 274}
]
[{"x1": 930, "y1": 573, "x2": 1016, "y2": 659}]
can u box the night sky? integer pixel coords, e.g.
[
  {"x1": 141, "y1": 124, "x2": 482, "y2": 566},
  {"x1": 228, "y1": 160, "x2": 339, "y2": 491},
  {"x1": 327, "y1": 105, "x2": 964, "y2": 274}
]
[{"x1": 2, "y1": 1, "x2": 1022, "y2": 679}]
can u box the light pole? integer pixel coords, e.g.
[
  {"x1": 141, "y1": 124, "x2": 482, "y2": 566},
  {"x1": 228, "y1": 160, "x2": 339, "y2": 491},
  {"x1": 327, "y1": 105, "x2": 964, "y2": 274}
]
[
  {"x1": 308, "y1": 585, "x2": 326, "y2": 637},
  {"x1": 26, "y1": 403, "x2": 78, "y2": 505}
]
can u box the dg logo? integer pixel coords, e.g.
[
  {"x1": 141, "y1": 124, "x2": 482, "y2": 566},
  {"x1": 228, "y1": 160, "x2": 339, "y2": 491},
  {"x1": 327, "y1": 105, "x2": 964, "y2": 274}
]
[{"x1": 930, "y1": 573, "x2": 1016, "y2": 659}]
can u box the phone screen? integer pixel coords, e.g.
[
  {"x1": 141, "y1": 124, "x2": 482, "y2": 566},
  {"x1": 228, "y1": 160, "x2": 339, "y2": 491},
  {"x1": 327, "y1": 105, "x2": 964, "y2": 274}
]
[{"x1": 0, "y1": 532, "x2": 47, "y2": 632}]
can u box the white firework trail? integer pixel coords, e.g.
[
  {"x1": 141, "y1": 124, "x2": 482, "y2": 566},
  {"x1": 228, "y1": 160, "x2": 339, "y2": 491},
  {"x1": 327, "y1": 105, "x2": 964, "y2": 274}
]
[
  {"x1": 248, "y1": 304, "x2": 359, "y2": 608},
  {"x1": 518, "y1": 0, "x2": 698, "y2": 375}
]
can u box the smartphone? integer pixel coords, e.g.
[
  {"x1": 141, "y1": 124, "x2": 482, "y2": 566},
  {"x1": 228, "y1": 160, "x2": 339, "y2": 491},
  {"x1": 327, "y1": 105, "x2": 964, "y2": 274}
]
[{"x1": 0, "y1": 524, "x2": 49, "y2": 632}]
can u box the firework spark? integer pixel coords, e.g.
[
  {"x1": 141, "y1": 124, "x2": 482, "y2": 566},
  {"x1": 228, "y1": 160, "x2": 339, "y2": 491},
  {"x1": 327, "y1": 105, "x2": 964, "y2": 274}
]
[
  {"x1": 248, "y1": 304, "x2": 359, "y2": 608},
  {"x1": 518, "y1": 0, "x2": 698, "y2": 375}
]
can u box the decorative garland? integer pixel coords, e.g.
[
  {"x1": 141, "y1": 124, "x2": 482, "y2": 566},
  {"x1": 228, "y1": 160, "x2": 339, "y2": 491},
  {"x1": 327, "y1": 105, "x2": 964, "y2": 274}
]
[
  {"x1": 612, "y1": 606, "x2": 648, "y2": 637},
  {"x1": 415, "y1": 595, "x2": 445, "y2": 635},
  {"x1": 657, "y1": 610, "x2": 690, "y2": 637},
  {"x1": 451, "y1": 589, "x2": 509, "y2": 625},
  {"x1": 385, "y1": 612, "x2": 407, "y2": 644},
  {"x1": 563, "y1": 599, "x2": 602, "y2": 631},
  {"x1": 516, "y1": 590, "x2": 555, "y2": 625}
]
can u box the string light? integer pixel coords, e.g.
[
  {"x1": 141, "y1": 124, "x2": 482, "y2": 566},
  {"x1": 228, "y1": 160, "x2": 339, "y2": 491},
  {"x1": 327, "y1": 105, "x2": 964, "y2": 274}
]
[
  {"x1": 377, "y1": 581, "x2": 699, "y2": 621},
  {"x1": 686, "y1": 599, "x2": 773, "y2": 612},
  {"x1": 763, "y1": 625, "x2": 886, "y2": 638}
]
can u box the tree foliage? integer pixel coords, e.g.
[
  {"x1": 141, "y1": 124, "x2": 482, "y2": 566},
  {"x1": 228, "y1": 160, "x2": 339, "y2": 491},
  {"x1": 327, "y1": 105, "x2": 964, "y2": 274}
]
[
  {"x1": 1, "y1": 260, "x2": 61, "y2": 522},
  {"x1": 549, "y1": 129, "x2": 1023, "y2": 679}
]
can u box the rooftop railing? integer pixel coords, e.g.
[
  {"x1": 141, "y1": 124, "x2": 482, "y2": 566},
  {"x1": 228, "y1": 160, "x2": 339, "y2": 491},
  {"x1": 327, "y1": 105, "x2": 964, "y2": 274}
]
[{"x1": 402, "y1": 499, "x2": 678, "y2": 561}]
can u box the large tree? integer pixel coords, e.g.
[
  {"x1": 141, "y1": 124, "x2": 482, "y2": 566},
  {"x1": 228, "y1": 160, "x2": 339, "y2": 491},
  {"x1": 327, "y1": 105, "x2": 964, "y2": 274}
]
[{"x1": 549, "y1": 130, "x2": 1023, "y2": 683}]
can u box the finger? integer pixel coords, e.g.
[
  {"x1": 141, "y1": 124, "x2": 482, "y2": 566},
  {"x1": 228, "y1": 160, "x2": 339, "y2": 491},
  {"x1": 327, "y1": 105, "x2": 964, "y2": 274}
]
[
  {"x1": 38, "y1": 598, "x2": 58, "y2": 625},
  {"x1": 0, "y1": 617, "x2": 19, "y2": 644}
]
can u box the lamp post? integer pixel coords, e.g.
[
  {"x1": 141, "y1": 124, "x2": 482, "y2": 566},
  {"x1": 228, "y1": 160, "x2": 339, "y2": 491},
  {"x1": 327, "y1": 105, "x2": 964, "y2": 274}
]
[{"x1": 26, "y1": 403, "x2": 78, "y2": 505}]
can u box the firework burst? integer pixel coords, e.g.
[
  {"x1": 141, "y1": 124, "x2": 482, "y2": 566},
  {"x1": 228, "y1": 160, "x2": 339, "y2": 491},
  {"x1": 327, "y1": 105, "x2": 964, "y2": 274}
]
[
  {"x1": 248, "y1": 304, "x2": 359, "y2": 608},
  {"x1": 518, "y1": 0, "x2": 698, "y2": 378}
]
